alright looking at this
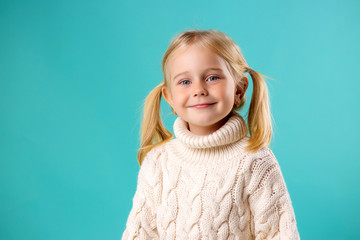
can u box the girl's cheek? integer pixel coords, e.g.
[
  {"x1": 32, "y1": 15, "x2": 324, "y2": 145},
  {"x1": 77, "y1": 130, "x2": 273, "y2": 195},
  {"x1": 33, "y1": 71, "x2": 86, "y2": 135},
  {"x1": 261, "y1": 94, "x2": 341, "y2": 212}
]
[{"x1": 175, "y1": 88, "x2": 187, "y2": 95}]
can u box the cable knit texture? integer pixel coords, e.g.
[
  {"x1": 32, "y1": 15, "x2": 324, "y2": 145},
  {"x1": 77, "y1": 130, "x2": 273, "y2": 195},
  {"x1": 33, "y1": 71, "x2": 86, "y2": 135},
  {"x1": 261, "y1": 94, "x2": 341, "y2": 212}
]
[{"x1": 122, "y1": 112, "x2": 300, "y2": 239}]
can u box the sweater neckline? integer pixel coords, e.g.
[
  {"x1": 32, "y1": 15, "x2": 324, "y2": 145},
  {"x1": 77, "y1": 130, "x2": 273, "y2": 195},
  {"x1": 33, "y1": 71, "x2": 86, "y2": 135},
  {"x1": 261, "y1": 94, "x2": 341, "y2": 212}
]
[
  {"x1": 168, "y1": 111, "x2": 250, "y2": 168},
  {"x1": 173, "y1": 111, "x2": 248, "y2": 149}
]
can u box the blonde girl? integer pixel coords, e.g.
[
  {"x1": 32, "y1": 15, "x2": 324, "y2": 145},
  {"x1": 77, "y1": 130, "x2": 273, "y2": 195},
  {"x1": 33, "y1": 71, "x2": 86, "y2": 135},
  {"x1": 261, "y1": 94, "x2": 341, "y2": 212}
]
[{"x1": 122, "y1": 29, "x2": 300, "y2": 239}]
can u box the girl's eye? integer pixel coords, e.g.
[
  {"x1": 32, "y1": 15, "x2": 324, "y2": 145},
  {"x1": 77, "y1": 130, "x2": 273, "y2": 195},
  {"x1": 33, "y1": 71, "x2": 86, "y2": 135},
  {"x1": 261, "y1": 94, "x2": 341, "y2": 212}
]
[
  {"x1": 207, "y1": 75, "x2": 219, "y2": 81},
  {"x1": 179, "y1": 80, "x2": 191, "y2": 85}
]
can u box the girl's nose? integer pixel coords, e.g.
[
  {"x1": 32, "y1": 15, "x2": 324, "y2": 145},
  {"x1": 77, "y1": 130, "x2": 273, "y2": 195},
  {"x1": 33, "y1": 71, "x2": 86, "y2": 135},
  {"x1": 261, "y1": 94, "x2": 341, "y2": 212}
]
[{"x1": 193, "y1": 82, "x2": 208, "y2": 97}]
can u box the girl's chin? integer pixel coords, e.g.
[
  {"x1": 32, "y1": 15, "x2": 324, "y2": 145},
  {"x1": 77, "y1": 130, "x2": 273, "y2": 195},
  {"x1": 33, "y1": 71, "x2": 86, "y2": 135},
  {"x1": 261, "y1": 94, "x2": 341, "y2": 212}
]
[
  {"x1": 186, "y1": 118, "x2": 221, "y2": 128},
  {"x1": 185, "y1": 113, "x2": 231, "y2": 127}
]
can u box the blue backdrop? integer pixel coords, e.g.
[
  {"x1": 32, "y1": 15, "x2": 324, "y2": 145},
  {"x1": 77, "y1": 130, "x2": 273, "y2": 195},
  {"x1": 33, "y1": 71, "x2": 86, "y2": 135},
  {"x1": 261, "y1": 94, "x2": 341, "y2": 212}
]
[{"x1": 1, "y1": 0, "x2": 359, "y2": 239}]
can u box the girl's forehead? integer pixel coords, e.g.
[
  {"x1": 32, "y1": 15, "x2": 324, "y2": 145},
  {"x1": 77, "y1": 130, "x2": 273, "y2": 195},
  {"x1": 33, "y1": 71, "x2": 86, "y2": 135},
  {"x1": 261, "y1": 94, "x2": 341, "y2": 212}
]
[
  {"x1": 172, "y1": 44, "x2": 213, "y2": 58},
  {"x1": 169, "y1": 45, "x2": 223, "y2": 68}
]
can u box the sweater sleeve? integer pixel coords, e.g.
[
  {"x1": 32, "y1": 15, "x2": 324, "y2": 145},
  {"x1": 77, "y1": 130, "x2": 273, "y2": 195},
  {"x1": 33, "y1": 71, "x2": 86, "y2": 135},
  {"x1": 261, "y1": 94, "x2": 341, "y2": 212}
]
[
  {"x1": 121, "y1": 151, "x2": 160, "y2": 240},
  {"x1": 247, "y1": 148, "x2": 300, "y2": 240}
]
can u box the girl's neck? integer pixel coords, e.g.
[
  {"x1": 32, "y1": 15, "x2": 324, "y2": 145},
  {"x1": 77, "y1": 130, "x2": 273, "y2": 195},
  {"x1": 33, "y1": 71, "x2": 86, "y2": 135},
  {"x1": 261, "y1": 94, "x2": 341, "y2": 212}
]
[{"x1": 187, "y1": 112, "x2": 232, "y2": 136}]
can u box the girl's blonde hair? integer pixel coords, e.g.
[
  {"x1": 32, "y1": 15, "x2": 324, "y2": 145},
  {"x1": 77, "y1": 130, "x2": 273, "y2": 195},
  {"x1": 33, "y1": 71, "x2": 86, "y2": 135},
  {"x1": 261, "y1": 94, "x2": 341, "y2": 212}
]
[{"x1": 137, "y1": 29, "x2": 274, "y2": 166}]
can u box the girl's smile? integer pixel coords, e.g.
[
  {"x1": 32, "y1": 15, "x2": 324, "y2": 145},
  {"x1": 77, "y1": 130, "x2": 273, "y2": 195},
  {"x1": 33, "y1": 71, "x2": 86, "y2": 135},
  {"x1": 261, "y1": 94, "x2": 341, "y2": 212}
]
[{"x1": 189, "y1": 102, "x2": 216, "y2": 108}]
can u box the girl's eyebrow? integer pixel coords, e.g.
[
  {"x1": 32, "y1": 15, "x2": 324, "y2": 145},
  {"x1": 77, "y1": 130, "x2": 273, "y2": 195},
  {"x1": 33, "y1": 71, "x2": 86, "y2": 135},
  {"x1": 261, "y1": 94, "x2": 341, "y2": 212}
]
[{"x1": 173, "y1": 67, "x2": 223, "y2": 81}]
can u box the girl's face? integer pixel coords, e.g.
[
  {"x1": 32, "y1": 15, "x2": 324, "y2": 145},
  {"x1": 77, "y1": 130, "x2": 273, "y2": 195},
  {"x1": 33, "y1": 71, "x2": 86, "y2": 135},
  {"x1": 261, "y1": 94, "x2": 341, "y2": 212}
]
[{"x1": 162, "y1": 44, "x2": 246, "y2": 135}]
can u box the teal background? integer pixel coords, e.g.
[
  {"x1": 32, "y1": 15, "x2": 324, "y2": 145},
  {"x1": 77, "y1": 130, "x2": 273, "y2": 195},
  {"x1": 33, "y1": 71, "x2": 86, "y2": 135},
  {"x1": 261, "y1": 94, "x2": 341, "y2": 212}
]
[{"x1": 1, "y1": 0, "x2": 359, "y2": 239}]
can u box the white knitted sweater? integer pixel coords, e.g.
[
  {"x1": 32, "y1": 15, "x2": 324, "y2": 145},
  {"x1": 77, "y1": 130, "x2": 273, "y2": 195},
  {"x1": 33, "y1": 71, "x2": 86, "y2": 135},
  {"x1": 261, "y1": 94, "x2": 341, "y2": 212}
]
[{"x1": 122, "y1": 112, "x2": 300, "y2": 239}]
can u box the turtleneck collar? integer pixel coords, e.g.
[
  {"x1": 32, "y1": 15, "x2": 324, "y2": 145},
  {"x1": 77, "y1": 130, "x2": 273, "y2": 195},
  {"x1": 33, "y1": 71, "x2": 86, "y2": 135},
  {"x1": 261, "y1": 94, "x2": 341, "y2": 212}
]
[
  {"x1": 167, "y1": 111, "x2": 250, "y2": 168},
  {"x1": 173, "y1": 111, "x2": 248, "y2": 149}
]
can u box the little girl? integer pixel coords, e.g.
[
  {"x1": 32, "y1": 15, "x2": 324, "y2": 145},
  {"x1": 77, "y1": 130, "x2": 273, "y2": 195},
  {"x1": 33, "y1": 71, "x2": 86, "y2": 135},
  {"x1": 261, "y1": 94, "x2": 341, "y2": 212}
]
[{"x1": 122, "y1": 29, "x2": 300, "y2": 239}]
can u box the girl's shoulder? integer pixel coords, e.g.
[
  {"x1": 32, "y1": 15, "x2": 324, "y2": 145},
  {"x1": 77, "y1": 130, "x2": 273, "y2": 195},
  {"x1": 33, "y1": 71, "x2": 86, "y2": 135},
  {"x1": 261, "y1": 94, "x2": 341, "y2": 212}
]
[
  {"x1": 232, "y1": 136, "x2": 276, "y2": 163},
  {"x1": 249, "y1": 145, "x2": 277, "y2": 161},
  {"x1": 141, "y1": 142, "x2": 168, "y2": 168},
  {"x1": 144, "y1": 144, "x2": 165, "y2": 160},
  {"x1": 242, "y1": 144, "x2": 281, "y2": 174}
]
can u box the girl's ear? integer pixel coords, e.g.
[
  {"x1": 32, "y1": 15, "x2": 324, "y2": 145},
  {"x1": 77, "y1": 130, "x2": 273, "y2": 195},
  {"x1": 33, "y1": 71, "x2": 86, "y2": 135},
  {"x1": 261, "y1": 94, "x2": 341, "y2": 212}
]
[
  {"x1": 241, "y1": 76, "x2": 249, "y2": 98},
  {"x1": 162, "y1": 86, "x2": 174, "y2": 107},
  {"x1": 234, "y1": 76, "x2": 249, "y2": 105}
]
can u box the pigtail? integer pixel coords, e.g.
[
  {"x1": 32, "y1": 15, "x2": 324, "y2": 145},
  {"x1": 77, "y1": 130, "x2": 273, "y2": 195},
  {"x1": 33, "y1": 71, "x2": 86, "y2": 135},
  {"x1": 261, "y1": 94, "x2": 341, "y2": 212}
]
[
  {"x1": 137, "y1": 82, "x2": 173, "y2": 166},
  {"x1": 245, "y1": 68, "x2": 273, "y2": 153}
]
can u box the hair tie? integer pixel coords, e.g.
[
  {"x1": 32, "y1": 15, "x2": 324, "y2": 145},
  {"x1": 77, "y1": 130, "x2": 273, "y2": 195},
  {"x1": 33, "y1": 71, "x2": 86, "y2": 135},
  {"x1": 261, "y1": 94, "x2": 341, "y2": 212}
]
[{"x1": 247, "y1": 68, "x2": 254, "y2": 74}]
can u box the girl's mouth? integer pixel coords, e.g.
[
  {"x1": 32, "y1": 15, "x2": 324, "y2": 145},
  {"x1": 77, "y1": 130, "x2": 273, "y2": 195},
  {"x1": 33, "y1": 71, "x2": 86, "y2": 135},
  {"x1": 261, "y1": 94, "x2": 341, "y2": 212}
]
[{"x1": 191, "y1": 103, "x2": 216, "y2": 109}]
